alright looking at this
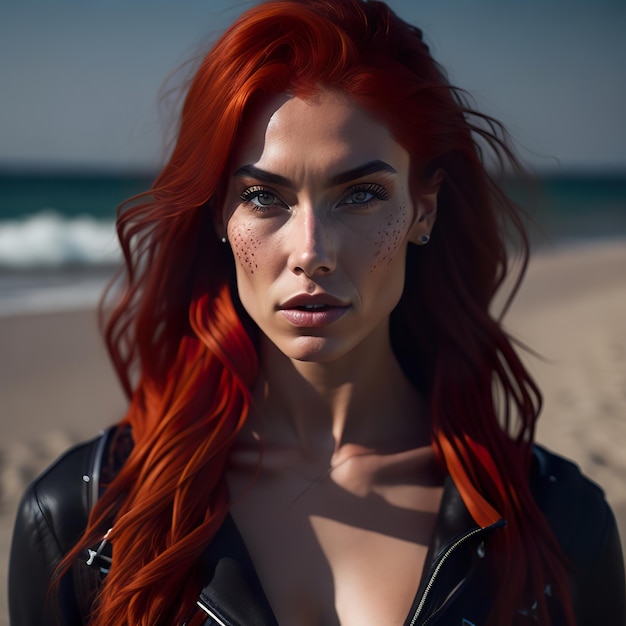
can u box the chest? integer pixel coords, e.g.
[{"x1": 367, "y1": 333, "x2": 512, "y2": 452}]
[{"x1": 227, "y1": 463, "x2": 443, "y2": 626}]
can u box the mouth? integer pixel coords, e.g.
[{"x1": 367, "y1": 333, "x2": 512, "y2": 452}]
[
  {"x1": 278, "y1": 295, "x2": 350, "y2": 327},
  {"x1": 295, "y1": 303, "x2": 333, "y2": 311},
  {"x1": 279, "y1": 293, "x2": 350, "y2": 310}
]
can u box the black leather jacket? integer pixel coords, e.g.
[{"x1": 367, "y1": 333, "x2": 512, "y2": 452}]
[{"x1": 9, "y1": 428, "x2": 626, "y2": 625}]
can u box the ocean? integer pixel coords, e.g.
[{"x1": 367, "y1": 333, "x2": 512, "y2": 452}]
[
  {"x1": 0, "y1": 173, "x2": 151, "y2": 317},
  {"x1": 0, "y1": 172, "x2": 625, "y2": 317}
]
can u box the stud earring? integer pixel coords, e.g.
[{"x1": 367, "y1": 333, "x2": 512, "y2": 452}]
[
  {"x1": 220, "y1": 236, "x2": 228, "y2": 244},
  {"x1": 418, "y1": 234, "x2": 430, "y2": 245}
]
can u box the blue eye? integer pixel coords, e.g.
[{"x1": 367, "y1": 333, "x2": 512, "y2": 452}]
[
  {"x1": 251, "y1": 192, "x2": 276, "y2": 207},
  {"x1": 342, "y1": 183, "x2": 390, "y2": 206},
  {"x1": 346, "y1": 190, "x2": 374, "y2": 204},
  {"x1": 240, "y1": 186, "x2": 282, "y2": 211}
]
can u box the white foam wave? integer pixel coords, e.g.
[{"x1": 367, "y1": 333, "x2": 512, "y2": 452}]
[{"x1": 0, "y1": 210, "x2": 120, "y2": 268}]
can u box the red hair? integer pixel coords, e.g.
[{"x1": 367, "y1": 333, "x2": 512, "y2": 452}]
[{"x1": 60, "y1": 1, "x2": 574, "y2": 624}]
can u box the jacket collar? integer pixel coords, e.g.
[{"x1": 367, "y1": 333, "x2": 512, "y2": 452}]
[{"x1": 421, "y1": 475, "x2": 481, "y2": 577}]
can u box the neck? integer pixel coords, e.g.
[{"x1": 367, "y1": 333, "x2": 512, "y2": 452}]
[{"x1": 248, "y1": 328, "x2": 430, "y2": 458}]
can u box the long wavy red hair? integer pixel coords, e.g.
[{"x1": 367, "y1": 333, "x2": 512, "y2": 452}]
[{"x1": 60, "y1": 1, "x2": 574, "y2": 624}]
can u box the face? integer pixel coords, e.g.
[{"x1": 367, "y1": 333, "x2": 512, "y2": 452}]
[{"x1": 222, "y1": 90, "x2": 437, "y2": 363}]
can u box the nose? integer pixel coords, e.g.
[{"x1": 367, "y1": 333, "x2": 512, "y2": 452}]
[{"x1": 287, "y1": 207, "x2": 335, "y2": 277}]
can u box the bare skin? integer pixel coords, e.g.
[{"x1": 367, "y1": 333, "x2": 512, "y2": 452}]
[{"x1": 223, "y1": 91, "x2": 444, "y2": 625}]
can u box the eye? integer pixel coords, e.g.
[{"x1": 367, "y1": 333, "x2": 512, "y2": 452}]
[
  {"x1": 347, "y1": 190, "x2": 374, "y2": 204},
  {"x1": 240, "y1": 186, "x2": 284, "y2": 211},
  {"x1": 342, "y1": 183, "x2": 390, "y2": 206},
  {"x1": 251, "y1": 192, "x2": 276, "y2": 207}
]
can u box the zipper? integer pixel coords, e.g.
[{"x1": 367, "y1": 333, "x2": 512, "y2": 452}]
[
  {"x1": 408, "y1": 520, "x2": 505, "y2": 626},
  {"x1": 196, "y1": 599, "x2": 232, "y2": 626}
]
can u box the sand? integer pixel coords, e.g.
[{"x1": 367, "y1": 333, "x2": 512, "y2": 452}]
[{"x1": 1, "y1": 239, "x2": 625, "y2": 623}]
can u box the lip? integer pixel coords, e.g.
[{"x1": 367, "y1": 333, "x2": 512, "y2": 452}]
[{"x1": 278, "y1": 293, "x2": 350, "y2": 328}]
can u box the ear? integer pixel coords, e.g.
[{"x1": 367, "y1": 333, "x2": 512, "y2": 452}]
[{"x1": 408, "y1": 169, "x2": 443, "y2": 245}]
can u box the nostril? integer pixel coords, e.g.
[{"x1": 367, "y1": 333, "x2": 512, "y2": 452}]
[{"x1": 294, "y1": 264, "x2": 331, "y2": 277}]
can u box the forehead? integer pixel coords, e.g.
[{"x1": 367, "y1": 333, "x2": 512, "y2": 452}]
[{"x1": 233, "y1": 90, "x2": 408, "y2": 175}]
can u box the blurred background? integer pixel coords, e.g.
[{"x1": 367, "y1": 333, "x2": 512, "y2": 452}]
[
  {"x1": 1, "y1": 1, "x2": 625, "y2": 622},
  {"x1": 1, "y1": 0, "x2": 625, "y2": 302}
]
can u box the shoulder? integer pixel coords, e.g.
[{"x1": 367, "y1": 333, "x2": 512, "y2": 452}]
[
  {"x1": 16, "y1": 434, "x2": 105, "y2": 554},
  {"x1": 14, "y1": 430, "x2": 111, "y2": 555},
  {"x1": 531, "y1": 445, "x2": 625, "y2": 624},
  {"x1": 9, "y1": 430, "x2": 117, "y2": 625},
  {"x1": 531, "y1": 444, "x2": 615, "y2": 556}
]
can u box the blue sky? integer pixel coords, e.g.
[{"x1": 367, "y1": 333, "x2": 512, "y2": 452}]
[{"x1": 1, "y1": 1, "x2": 625, "y2": 173}]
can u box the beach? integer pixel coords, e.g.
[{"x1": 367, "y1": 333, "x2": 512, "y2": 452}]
[{"x1": 1, "y1": 240, "x2": 625, "y2": 622}]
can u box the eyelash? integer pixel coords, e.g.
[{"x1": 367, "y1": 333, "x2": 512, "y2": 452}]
[{"x1": 239, "y1": 182, "x2": 391, "y2": 212}]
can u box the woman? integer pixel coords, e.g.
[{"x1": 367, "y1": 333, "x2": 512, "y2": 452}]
[{"x1": 9, "y1": 1, "x2": 625, "y2": 625}]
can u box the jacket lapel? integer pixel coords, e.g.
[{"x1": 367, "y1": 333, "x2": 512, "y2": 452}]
[{"x1": 198, "y1": 514, "x2": 279, "y2": 626}]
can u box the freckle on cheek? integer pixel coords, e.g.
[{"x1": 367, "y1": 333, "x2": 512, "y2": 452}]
[
  {"x1": 367, "y1": 209, "x2": 409, "y2": 272},
  {"x1": 230, "y1": 224, "x2": 260, "y2": 274}
]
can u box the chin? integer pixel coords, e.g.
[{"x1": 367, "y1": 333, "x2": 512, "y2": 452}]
[
  {"x1": 272, "y1": 333, "x2": 365, "y2": 365},
  {"x1": 280, "y1": 336, "x2": 338, "y2": 362}
]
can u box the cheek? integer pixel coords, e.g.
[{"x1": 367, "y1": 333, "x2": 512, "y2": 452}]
[
  {"x1": 365, "y1": 203, "x2": 410, "y2": 273},
  {"x1": 228, "y1": 221, "x2": 260, "y2": 275}
]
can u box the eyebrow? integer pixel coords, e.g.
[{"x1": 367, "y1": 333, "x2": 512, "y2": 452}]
[
  {"x1": 330, "y1": 160, "x2": 397, "y2": 186},
  {"x1": 233, "y1": 160, "x2": 397, "y2": 189},
  {"x1": 233, "y1": 165, "x2": 291, "y2": 188}
]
